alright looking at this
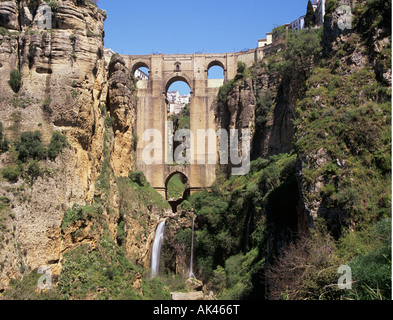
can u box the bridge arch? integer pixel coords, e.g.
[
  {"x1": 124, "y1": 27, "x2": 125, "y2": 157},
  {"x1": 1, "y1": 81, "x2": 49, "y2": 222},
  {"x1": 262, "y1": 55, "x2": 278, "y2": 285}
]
[
  {"x1": 206, "y1": 60, "x2": 226, "y2": 71},
  {"x1": 165, "y1": 170, "x2": 191, "y2": 201},
  {"x1": 131, "y1": 60, "x2": 151, "y2": 75},
  {"x1": 164, "y1": 74, "x2": 193, "y2": 95}
]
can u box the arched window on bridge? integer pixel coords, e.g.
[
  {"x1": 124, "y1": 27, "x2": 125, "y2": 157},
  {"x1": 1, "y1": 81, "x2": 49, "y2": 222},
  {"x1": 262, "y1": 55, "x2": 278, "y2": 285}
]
[
  {"x1": 166, "y1": 80, "x2": 191, "y2": 119},
  {"x1": 132, "y1": 62, "x2": 150, "y2": 89},
  {"x1": 166, "y1": 80, "x2": 191, "y2": 165},
  {"x1": 208, "y1": 65, "x2": 225, "y2": 80},
  {"x1": 166, "y1": 172, "x2": 190, "y2": 212},
  {"x1": 134, "y1": 66, "x2": 149, "y2": 81},
  {"x1": 207, "y1": 63, "x2": 225, "y2": 88},
  {"x1": 166, "y1": 172, "x2": 188, "y2": 200}
]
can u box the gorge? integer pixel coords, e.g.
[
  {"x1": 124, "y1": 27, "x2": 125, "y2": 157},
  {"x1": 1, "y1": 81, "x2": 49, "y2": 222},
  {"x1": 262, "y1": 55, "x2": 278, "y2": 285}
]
[{"x1": 0, "y1": 0, "x2": 391, "y2": 301}]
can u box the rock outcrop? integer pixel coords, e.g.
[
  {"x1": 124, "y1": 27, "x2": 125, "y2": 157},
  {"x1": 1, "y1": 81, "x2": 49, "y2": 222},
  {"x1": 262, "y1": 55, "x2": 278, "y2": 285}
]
[
  {"x1": 0, "y1": 0, "x2": 108, "y2": 291},
  {"x1": 107, "y1": 54, "x2": 137, "y2": 177}
]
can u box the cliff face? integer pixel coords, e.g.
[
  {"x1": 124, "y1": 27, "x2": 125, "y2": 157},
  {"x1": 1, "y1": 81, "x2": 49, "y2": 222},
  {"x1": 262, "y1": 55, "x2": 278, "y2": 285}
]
[
  {"x1": 0, "y1": 0, "x2": 390, "y2": 300},
  {"x1": 107, "y1": 54, "x2": 137, "y2": 177},
  {"x1": 0, "y1": 0, "x2": 108, "y2": 290},
  {"x1": 0, "y1": 0, "x2": 153, "y2": 292}
]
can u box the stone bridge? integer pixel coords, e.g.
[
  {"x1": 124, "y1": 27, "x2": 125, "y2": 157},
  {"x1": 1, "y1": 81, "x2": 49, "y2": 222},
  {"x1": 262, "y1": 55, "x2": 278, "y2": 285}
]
[{"x1": 121, "y1": 48, "x2": 264, "y2": 199}]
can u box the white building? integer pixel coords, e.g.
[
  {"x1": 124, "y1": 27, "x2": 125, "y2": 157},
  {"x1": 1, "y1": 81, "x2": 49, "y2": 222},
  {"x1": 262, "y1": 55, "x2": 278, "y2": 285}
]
[
  {"x1": 167, "y1": 91, "x2": 190, "y2": 115},
  {"x1": 135, "y1": 68, "x2": 149, "y2": 80},
  {"x1": 315, "y1": 0, "x2": 326, "y2": 26},
  {"x1": 258, "y1": 32, "x2": 273, "y2": 47},
  {"x1": 290, "y1": 15, "x2": 305, "y2": 31}
]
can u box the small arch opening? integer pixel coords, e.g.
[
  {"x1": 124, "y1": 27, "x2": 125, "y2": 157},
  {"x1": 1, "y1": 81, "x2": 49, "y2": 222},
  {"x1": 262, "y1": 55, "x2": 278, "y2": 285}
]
[
  {"x1": 207, "y1": 62, "x2": 225, "y2": 88},
  {"x1": 208, "y1": 65, "x2": 225, "y2": 80},
  {"x1": 166, "y1": 172, "x2": 190, "y2": 212},
  {"x1": 135, "y1": 66, "x2": 149, "y2": 80},
  {"x1": 132, "y1": 62, "x2": 150, "y2": 84}
]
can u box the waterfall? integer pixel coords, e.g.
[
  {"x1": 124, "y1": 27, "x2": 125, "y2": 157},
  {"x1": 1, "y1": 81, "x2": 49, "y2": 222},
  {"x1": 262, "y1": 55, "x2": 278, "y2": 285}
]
[
  {"x1": 151, "y1": 220, "x2": 166, "y2": 278},
  {"x1": 189, "y1": 217, "x2": 196, "y2": 279},
  {"x1": 245, "y1": 210, "x2": 253, "y2": 250}
]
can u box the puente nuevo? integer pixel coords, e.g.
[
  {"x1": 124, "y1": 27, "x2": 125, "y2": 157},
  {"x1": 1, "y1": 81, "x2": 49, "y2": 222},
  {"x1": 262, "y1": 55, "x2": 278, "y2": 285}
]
[{"x1": 119, "y1": 48, "x2": 265, "y2": 199}]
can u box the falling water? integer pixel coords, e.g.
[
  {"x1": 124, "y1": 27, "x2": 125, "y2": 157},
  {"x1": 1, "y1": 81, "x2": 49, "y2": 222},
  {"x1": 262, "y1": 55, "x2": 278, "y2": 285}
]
[
  {"x1": 245, "y1": 210, "x2": 253, "y2": 250},
  {"x1": 189, "y1": 217, "x2": 196, "y2": 279},
  {"x1": 151, "y1": 220, "x2": 166, "y2": 278}
]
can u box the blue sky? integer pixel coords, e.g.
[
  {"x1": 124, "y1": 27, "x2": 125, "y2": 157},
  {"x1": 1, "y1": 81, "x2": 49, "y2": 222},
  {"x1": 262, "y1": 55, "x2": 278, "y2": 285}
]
[{"x1": 98, "y1": 0, "x2": 310, "y2": 94}]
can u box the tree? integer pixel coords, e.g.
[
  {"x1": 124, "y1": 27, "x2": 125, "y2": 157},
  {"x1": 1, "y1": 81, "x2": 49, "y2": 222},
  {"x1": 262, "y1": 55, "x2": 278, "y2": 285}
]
[
  {"x1": 48, "y1": 131, "x2": 68, "y2": 160},
  {"x1": 8, "y1": 69, "x2": 21, "y2": 93},
  {"x1": 0, "y1": 122, "x2": 9, "y2": 153},
  {"x1": 305, "y1": 0, "x2": 316, "y2": 28},
  {"x1": 16, "y1": 131, "x2": 46, "y2": 162}
]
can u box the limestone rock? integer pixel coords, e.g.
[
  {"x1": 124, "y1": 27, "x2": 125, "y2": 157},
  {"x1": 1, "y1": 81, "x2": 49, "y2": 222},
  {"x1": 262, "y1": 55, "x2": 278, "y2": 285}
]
[
  {"x1": 185, "y1": 277, "x2": 203, "y2": 291},
  {"x1": 0, "y1": 1, "x2": 19, "y2": 30},
  {"x1": 0, "y1": 0, "x2": 108, "y2": 291},
  {"x1": 107, "y1": 54, "x2": 137, "y2": 177},
  {"x1": 171, "y1": 291, "x2": 204, "y2": 301}
]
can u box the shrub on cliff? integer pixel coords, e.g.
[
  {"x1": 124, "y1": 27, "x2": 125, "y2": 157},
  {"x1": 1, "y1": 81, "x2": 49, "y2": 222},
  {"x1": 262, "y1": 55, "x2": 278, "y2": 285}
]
[
  {"x1": 1, "y1": 164, "x2": 23, "y2": 183},
  {"x1": 48, "y1": 131, "x2": 69, "y2": 160},
  {"x1": 15, "y1": 131, "x2": 46, "y2": 162},
  {"x1": 8, "y1": 69, "x2": 21, "y2": 93},
  {"x1": 129, "y1": 171, "x2": 147, "y2": 186},
  {"x1": 44, "y1": 0, "x2": 59, "y2": 10},
  {"x1": 0, "y1": 122, "x2": 9, "y2": 153}
]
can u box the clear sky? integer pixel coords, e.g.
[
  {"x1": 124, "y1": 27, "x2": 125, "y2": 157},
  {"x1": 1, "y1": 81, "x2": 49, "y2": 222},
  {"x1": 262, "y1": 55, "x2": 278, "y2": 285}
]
[{"x1": 98, "y1": 0, "x2": 310, "y2": 94}]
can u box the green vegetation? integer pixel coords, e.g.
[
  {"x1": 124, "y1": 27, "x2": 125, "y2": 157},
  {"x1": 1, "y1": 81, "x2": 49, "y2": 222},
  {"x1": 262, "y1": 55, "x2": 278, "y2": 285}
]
[
  {"x1": 168, "y1": 103, "x2": 190, "y2": 131},
  {"x1": 218, "y1": 61, "x2": 252, "y2": 105},
  {"x1": 11, "y1": 94, "x2": 33, "y2": 109},
  {"x1": 267, "y1": 27, "x2": 323, "y2": 85},
  {"x1": 267, "y1": 218, "x2": 391, "y2": 300},
  {"x1": 167, "y1": 173, "x2": 186, "y2": 199},
  {"x1": 180, "y1": 1, "x2": 391, "y2": 300},
  {"x1": 15, "y1": 131, "x2": 46, "y2": 162},
  {"x1": 0, "y1": 196, "x2": 12, "y2": 235},
  {"x1": 1, "y1": 161, "x2": 53, "y2": 185},
  {"x1": 61, "y1": 203, "x2": 104, "y2": 232},
  {"x1": 129, "y1": 171, "x2": 147, "y2": 186},
  {"x1": 179, "y1": 153, "x2": 299, "y2": 299},
  {"x1": 304, "y1": 0, "x2": 316, "y2": 28},
  {"x1": 255, "y1": 90, "x2": 274, "y2": 132},
  {"x1": 57, "y1": 237, "x2": 169, "y2": 300},
  {"x1": 44, "y1": 0, "x2": 58, "y2": 10},
  {"x1": 0, "y1": 129, "x2": 66, "y2": 185},
  {"x1": 8, "y1": 69, "x2": 21, "y2": 93},
  {"x1": 48, "y1": 131, "x2": 69, "y2": 160},
  {"x1": 118, "y1": 173, "x2": 170, "y2": 214},
  {"x1": 0, "y1": 122, "x2": 9, "y2": 154},
  {"x1": 1, "y1": 164, "x2": 23, "y2": 183},
  {"x1": 295, "y1": 65, "x2": 391, "y2": 228},
  {"x1": 13, "y1": 130, "x2": 68, "y2": 162}
]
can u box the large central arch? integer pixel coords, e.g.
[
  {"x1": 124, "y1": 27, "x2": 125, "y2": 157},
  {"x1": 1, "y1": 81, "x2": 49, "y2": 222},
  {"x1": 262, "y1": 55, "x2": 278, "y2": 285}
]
[
  {"x1": 121, "y1": 49, "x2": 264, "y2": 197},
  {"x1": 164, "y1": 75, "x2": 193, "y2": 95}
]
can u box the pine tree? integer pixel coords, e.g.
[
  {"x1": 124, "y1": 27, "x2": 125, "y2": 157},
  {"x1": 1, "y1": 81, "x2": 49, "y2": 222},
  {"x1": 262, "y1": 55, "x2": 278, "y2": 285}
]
[{"x1": 305, "y1": 0, "x2": 316, "y2": 28}]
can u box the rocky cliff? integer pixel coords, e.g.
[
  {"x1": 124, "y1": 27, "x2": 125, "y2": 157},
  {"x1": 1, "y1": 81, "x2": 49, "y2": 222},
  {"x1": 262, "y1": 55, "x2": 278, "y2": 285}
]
[
  {"x1": 0, "y1": 0, "x2": 159, "y2": 294},
  {"x1": 0, "y1": 0, "x2": 108, "y2": 291},
  {"x1": 212, "y1": 0, "x2": 391, "y2": 300},
  {"x1": 0, "y1": 0, "x2": 390, "y2": 301}
]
